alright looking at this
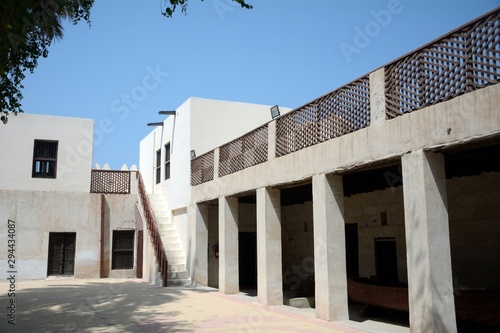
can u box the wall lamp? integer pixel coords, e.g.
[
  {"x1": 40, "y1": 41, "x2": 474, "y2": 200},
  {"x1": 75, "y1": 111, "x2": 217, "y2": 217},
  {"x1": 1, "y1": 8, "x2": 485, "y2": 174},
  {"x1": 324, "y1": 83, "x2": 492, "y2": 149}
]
[
  {"x1": 147, "y1": 122, "x2": 164, "y2": 127},
  {"x1": 190, "y1": 150, "x2": 196, "y2": 159},
  {"x1": 158, "y1": 110, "x2": 176, "y2": 116},
  {"x1": 270, "y1": 105, "x2": 280, "y2": 119}
]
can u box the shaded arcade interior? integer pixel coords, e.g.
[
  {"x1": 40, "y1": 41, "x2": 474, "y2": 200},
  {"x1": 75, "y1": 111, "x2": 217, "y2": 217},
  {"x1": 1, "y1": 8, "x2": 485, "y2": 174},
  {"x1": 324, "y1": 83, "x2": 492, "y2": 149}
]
[{"x1": 202, "y1": 139, "x2": 500, "y2": 331}]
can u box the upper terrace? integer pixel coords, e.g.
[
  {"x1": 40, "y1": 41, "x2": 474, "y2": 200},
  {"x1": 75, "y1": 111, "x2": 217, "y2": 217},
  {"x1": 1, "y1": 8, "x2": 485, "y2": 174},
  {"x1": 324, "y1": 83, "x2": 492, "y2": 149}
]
[{"x1": 191, "y1": 8, "x2": 500, "y2": 200}]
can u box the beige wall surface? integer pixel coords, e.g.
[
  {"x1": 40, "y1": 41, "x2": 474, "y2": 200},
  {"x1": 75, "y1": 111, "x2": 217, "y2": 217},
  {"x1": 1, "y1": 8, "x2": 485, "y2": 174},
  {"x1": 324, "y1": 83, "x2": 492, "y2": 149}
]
[{"x1": 0, "y1": 190, "x2": 139, "y2": 280}]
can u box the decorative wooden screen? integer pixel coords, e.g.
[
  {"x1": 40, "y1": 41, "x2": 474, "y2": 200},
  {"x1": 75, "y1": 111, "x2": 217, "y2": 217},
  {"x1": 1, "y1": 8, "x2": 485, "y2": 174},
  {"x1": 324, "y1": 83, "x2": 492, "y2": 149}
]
[
  {"x1": 219, "y1": 124, "x2": 268, "y2": 177},
  {"x1": 385, "y1": 9, "x2": 500, "y2": 118},
  {"x1": 276, "y1": 76, "x2": 370, "y2": 157},
  {"x1": 90, "y1": 170, "x2": 131, "y2": 194},
  {"x1": 191, "y1": 151, "x2": 215, "y2": 186}
]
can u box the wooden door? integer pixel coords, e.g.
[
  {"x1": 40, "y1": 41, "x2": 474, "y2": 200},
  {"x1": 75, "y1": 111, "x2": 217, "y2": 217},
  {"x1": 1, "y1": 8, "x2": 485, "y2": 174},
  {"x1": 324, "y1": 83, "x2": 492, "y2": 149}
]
[{"x1": 47, "y1": 233, "x2": 76, "y2": 276}]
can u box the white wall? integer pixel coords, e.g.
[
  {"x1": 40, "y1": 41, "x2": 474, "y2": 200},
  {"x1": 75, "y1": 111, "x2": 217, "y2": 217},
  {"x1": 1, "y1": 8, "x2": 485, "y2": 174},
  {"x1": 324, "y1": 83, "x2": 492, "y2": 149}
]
[
  {"x1": 139, "y1": 97, "x2": 292, "y2": 206},
  {"x1": 190, "y1": 97, "x2": 291, "y2": 157},
  {"x1": 0, "y1": 113, "x2": 94, "y2": 192}
]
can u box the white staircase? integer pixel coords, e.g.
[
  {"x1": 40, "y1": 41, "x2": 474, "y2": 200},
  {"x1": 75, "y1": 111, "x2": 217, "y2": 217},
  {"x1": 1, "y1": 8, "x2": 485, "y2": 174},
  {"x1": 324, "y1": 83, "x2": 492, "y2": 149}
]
[{"x1": 148, "y1": 193, "x2": 191, "y2": 286}]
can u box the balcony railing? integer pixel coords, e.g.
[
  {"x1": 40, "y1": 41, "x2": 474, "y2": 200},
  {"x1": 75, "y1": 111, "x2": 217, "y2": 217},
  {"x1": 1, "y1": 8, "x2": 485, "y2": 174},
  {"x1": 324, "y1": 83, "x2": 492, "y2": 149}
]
[
  {"x1": 276, "y1": 76, "x2": 370, "y2": 157},
  {"x1": 385, "y1": 9, "x2": 500, "y2": 118},
  {"x1": 191, "y1": 8, "x2": 500, "y2": 186},
  {"x1": 191, "y1": 151, "x2": 215, "y2": 186},
  {"x1": 90, "y1": 170, "x2": 131, "y2": 194},
  {"x1": 219, "y1": 124, "x2": 268, "y2": 177}
]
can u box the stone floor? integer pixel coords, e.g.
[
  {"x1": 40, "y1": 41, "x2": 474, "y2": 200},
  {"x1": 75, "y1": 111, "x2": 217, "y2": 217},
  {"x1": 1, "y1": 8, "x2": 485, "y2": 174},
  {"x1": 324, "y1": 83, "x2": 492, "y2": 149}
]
[{"x1": 0, "y1": 277, "x2": 409, "y2": 333}]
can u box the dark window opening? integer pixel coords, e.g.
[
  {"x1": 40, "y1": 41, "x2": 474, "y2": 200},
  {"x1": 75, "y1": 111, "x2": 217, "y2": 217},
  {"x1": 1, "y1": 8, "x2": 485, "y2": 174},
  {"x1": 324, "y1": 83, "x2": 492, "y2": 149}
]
[
  {"x1": 155, "y1": 149, "x2": 161, "y2": 184},
  {"x1": 32, "y1": 140, "x2": 58, "y2": 179},
  {"x1": 381, "y1": 211, "x2": 388, "y2": 225},
  {"x1": 165, "y1": 143, "x2": 171, "y2": 180},
  {"x1": 112, "y1": 230, "x2": 135, "y2": 269}
]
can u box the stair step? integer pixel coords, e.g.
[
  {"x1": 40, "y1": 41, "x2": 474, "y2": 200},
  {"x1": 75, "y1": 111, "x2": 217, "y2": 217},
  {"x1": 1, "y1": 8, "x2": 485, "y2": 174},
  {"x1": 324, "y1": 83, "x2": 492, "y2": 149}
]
[
  {"x1": 168, "y1": 263, "x2": 186, "y2": 272},
  {"x1": 167, "y1": 256, "x2": 185, "y2": 265},
  {"x1": 160, "y1": 232, "x2": 178, "y2": 240},
  {"x1": 167, "y1": 270, "x2": 190, "y2": 280},
  {"x1": 146, "y1": 192, "x2": 190, "y2": 286},
  {"x1": 167, "y1": 278, "x2": 191, "y2": 286},
  {"x1": 165, "y1": 249, "x2": 184, "y2": 258},
  {"x1": 163, "y1": 236, "x2": 181, "y2": 244},
  {"x1": 154, "y1": 212, "x2": 170, "y2": 220},
  {"x1": 164, "y1": 243, "x2": 182, "y2": 251}
]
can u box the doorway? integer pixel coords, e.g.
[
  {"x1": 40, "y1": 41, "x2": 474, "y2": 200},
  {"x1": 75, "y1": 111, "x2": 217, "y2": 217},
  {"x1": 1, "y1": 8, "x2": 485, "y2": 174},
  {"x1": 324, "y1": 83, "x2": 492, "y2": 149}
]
[
  {"x1": 47, "y1": 232, "x2": 76, "y2": 276},
  {"x1": 374, "y1": 237, "x2": 398, "y2": 282},
  {"x1": 345, "y1": 223, "x2": 359, "y2": 278},
  {"x1": 239, "y1": 232, "x2": 257, "y2": 289}
]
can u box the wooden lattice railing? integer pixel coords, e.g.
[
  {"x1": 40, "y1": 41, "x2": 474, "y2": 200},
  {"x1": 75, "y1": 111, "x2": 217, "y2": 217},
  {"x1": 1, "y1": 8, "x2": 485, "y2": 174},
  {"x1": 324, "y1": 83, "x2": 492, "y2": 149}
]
[
  {"x1": 90, "y1": 170, "x2": 131, "y2": 194},
  {"x1": 191, "y1": 151, "x2": 215, "y2": 186},
  {"x1": 276, "y1": 75, "x2": 370, "y2": 157},
  {"x1": 189, "y1": 9, "x2": 499, "y2": 184},
  {"x1": 385, "y1": 9, "x2": 500, "y2": 118},
  {"x1": 137, "y1": 172, "x2": 168, "y2": 287},
  {"x1": 219, "y1": 124, "x2": 268, "y2": 177}
]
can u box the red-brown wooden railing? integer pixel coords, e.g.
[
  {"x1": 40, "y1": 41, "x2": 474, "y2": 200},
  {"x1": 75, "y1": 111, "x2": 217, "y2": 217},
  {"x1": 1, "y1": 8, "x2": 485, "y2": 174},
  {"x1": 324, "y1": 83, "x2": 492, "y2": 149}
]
[{"x1": 137, "y1": 172, "x2": 168, "y2": 286}]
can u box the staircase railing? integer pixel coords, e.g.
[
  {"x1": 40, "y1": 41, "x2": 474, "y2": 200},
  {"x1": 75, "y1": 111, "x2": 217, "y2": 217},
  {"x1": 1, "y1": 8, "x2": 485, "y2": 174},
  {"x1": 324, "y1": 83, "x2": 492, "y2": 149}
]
[{"x1": 137, "y1": 172, "x2": 168, "y2": 287}]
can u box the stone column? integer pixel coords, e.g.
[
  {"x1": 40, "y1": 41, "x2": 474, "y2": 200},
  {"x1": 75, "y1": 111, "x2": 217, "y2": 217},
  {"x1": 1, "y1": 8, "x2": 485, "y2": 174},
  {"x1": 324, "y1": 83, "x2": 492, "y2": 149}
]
[
  {"x1": 214, "y1": 148, "x2": 220, "y2": 180},
  {"x1": 312, "y1": 174, "x2": 349, "y2": 321},
  {"x1": 268, "y1": 121, "x2": 276, "y2": 162},
  {"x1": 369, "y1": 67, "x2": 386, "y2": 125},
  {"x1": 219, "y1": 196, "x2": 239, "y2": 294},
  {"x1": 256, "y1": 187, "x2": 283, "y2": 305},
  {"x1": 402, "y1": 150, "x2": 456, "y2": 333},
  {"x1": 193, "y1": 203, "x2": 209, "y2": 286}
]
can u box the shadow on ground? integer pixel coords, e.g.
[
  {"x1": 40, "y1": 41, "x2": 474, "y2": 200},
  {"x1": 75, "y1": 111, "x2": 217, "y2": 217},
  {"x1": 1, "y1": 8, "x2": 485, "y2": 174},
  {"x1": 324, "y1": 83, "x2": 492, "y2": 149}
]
[{"x1": 0, "y1": 279, "x2": 214, "y2": 333}]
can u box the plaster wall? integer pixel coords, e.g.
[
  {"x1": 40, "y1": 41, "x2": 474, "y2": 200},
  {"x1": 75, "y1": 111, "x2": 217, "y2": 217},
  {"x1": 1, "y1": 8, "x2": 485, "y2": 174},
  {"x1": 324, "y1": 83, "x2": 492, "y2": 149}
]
[
  {"x1": 281, "y1": 203, "x2": 314, "y2": 274},
  {"x1": 0, "y1": 113, "x2": 94, "y2": 192},
  {"x1": 344, "y1": 186, "x2": 407, "y2": 282},
  {"x1": 104, "y1": 193, "x2": 139, "y2": 279},
  {"x1": 189, "y1": 98, "x2": 291, "y2": 157},
  {"x1": 342, "y1": 172, "x2": 500, "y2": 289},
  {"x1": 0, "y1": 190, "x2": 100, "y2": 280},
  {"x1": 447, "y1": 172, "x2": 500, "y2": 290},
  {"x1": 135, "y1": 204, "x2": 160, "y2": 285}
]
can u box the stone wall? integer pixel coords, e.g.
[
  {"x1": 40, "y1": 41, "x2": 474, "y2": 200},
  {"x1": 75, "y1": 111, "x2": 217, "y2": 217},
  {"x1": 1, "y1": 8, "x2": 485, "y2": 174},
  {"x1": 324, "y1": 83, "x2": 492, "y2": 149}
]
[
  {"x1": 447, "y1": 172, "x2": 500, "y2": 290},
  {"x1": 344, "y1": 186, "x2": 407, "y2": 282},
  {"x1": 281, "y1": 203, "x2": 314, "y2": 275},
  {"x1": 0, "y1": 190, "x2": 139, "y2": 280}
]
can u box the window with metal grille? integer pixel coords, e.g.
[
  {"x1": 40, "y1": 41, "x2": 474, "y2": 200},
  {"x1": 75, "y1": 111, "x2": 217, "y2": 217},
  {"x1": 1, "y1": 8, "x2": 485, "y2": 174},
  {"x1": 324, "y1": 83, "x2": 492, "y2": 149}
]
[
  {"x1": 32, "y1": 140, "x2": 58, "y2": 178},
  {"x1": 165, "y1": 143, "x2": 171, "y2": 180},
  {"x1": 112, "y1": 230, "x2": 135, "y2": 270},
  {"x1": 155, "y1": 149, "x2": 161, "y2": 184}
]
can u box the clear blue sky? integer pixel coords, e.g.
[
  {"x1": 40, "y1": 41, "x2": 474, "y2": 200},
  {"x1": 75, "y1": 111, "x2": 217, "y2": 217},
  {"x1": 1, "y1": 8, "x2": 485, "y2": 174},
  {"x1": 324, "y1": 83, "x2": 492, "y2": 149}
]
[{"x1": 19, "y1": 0, "x2": 500, "y2": 169}]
